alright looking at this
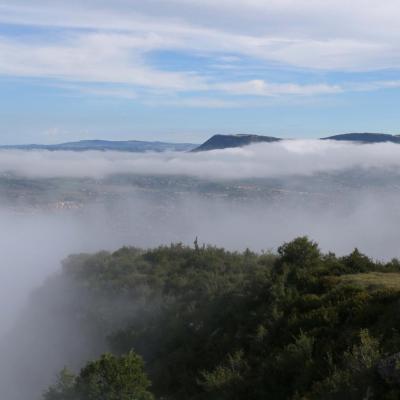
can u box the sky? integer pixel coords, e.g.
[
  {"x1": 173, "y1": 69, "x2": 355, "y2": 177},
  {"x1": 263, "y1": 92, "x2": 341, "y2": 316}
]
[{"x1": 1, "y1": 0, "x2": 400, "y2": 144}]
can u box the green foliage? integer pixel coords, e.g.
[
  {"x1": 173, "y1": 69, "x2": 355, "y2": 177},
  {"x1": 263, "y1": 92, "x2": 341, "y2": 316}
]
[
  {"x1": 44, "y1": 352, "x2": 153, "y2": 400},
  {"x1": 341, "y1": 249, "x2": 376, "y2": 273},
  {"x1": 278, "y1": 236, "x2": 321, "y2": 267},
  {"x1": 312, "y1": 329, "x2": 381, "y2": 399},
  {"x1": 43, "y1": 238, "x2": 400, "y2": 400},
  {"x1": 43, "y1": 368, "x2": 76, "y2": 400},
  {"x1": 75, "y1": 352, "x2": 153, "y2": 400},
  {"x1": 199, "y1": 351, "x2": 248, "y2": 399}
]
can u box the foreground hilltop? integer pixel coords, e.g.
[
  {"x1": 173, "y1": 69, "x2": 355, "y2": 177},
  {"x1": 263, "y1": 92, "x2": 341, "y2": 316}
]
[
  {"x1": 191, "y1": 134, "x2": 281, "y2": 152},
  {"x1": 12, "y1": 237, "x2": 400, "y2": 400}
]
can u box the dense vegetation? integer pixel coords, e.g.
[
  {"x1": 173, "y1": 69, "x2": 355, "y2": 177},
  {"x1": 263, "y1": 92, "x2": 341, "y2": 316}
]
[{"x1": 44, "y1": 238, "x2": 400, "y2": 399}]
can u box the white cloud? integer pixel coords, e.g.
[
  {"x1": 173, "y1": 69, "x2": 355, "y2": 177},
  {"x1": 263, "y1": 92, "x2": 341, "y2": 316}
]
[
  {"x1": 0, "y1": 32, "x2": 347, "y2": 99},
  {"x1": 1, "y1": 0, "x2": 400, "y2": 100},
  {"x1": 218, "y1": 80, "x2": 343, "y2": 96},
  {"x1": 0, "y1": 33, "x2": 207, "y2": 91},
  {"x1": 2, "y1": 140, "x2": 400, "y2": 180},
  {"x1": 1, "y1": 0, "x2": 400, "y2": 70}
]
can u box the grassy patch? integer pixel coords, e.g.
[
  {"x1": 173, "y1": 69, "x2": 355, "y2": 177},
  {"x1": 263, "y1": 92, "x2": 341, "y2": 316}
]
[{"x1": 339, "y1": 272, "x2": 400, "y2": 290}]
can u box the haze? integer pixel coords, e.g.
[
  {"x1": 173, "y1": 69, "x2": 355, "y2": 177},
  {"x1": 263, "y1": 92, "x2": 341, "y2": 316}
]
[{"x1": 1, "y1": 141, "x2": 400, "y2": 399}]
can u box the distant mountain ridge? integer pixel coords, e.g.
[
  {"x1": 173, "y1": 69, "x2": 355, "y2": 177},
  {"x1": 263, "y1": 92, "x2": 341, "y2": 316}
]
[
  {"x1": 322, "y1": 133, "x2": 400, "y2": 143},
  {"x1": 1, "y1": 133, "x2": 400, "y2": 153},
  {"x1": 0, "y1": 139, "x2": 196, "y2": 152},
  {"x1": 192, "y1": 132, "x2": 400, "y2": 151},
  {"x1": 192, "y1": 134, "x2": 281, "y2": 152}
]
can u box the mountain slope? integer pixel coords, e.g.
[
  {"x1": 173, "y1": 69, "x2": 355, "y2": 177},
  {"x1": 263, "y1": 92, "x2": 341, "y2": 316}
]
[
  {"x1": 192, "y1": 134, "x2": 281, "y2": 152},
  {"x1": 0, "y1": 140, "x2": 196, "y2": 152},
  {"x1": 322, "y1": 133, "x2": 400, "y2": 143}
]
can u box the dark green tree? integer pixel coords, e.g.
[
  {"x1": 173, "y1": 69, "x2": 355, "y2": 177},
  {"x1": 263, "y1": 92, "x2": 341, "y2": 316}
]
[
  {"x1": 44, "y1": 352, "x2": 154, "y2": 400},
  {"x1": 278, "y1": 236, "x2": 321, "y2": 267}
]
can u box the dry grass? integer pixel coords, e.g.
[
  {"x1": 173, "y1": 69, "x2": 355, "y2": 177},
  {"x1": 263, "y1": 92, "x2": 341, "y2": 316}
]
[{"x1": 339, "y1": 272, "x2": 400, "y2": 290}]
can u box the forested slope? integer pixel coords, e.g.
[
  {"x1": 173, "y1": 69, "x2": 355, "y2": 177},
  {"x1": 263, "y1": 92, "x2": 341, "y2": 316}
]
[{"x1": 42, "y1": 238, "x2": 400, "y2": 399}]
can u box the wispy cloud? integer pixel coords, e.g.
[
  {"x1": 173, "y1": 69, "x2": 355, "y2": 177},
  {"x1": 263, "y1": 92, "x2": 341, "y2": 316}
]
[
  {"x1": 0, "y1": 34, "x2": 207, "y2": 91},
  {"x1": 2, "y1": 1, "x2": 400, "y2": 69},
  {"x1": 1, "y1": 0, "x2": 400, "y2": 108},
  {"x1": 218, "y1": 80, "x2": 343, "y2": 96}
]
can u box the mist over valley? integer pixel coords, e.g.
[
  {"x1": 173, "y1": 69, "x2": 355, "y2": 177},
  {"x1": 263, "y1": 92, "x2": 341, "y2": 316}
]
[{"x1": 1, "y1": 138, "x2": 400, "y2": 398}]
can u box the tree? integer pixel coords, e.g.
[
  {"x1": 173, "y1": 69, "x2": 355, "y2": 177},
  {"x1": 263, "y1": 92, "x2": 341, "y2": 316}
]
[
  {"x1": 75, "y1": 352, "x2": 153, "y2": 400},
  {"x1": 278, "y1": 237, "x2": 321, "y2": 268},
  {"x1": 311, "y1": 330, "x2": 381, "y2": 399},
  {"x1": 43, "y1": 368, "x2": 76, "y2": 400},
  {"x1": 44, "y1": 352, "x2": 154, "y2": 400}
]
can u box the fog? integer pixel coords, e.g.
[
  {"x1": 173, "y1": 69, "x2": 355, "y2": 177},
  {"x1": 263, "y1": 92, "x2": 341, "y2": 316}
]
[
  {"x1": 1, "y1": 141, "x2": 400, "y2": 399},
  {"x1": 1, "y1": 140, "x2": 400, "y2": 179}
]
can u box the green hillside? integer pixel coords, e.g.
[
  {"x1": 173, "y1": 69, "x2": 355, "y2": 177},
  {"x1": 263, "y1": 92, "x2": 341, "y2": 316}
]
[{"x1": 42, "y1": 239, "x2": 400, "y2": 400}]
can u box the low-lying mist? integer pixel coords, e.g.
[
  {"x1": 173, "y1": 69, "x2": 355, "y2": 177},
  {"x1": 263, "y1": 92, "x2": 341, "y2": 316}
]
[
  {"x1": 1, "y1": 140, "x2": 400, "y2": 179},
  {"x1": 1, "y1": 140, "x2": 400, "y2": 399}
]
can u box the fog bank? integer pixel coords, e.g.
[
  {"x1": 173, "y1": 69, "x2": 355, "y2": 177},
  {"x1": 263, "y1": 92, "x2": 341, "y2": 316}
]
[
  {"x1": 1, "y1": 140, "x2": 400, "y2": 179},
  {"x1": 1, "y1": 188, "x2": 400, "y2": 340}
]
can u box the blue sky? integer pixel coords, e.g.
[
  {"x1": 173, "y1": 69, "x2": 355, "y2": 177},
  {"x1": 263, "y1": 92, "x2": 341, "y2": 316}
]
[{"x1": 1, "y1": 0, "x2": 400, "y2": 144}]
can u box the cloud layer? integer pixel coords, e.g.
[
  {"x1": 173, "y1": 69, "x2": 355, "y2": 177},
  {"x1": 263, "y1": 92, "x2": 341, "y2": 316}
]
[
  {"x1": 1, "y1": 0, "x2": 400, "y2": 104},
  {"x1": 1, "y1": 140, "x2": 400, "y2": 179}
]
